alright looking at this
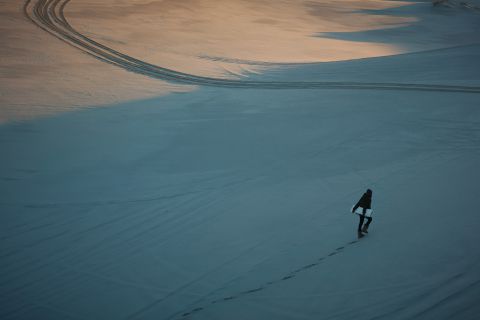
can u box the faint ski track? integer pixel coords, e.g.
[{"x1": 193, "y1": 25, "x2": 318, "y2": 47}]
[
  {"x1": 125, "y1": 242, "x2": 268, "y2": 320},
  {"x1": 0, "y1": 290, "x2": 87, "y2": 320},
  {"x1": 24, "y1": 0, "x2": 480, "y2": 94},
  {"x1": 169, "y1": 152, "x2": 447, "y2": 319},
  {"x1": 170, "y1": 239, "x2": 361, "y2": 320},
  {"x1": 198, "y1": 55, "x2": 320, "y2": 66},
  {"x1": 0, "y1": 191, "x2": 202, "y2": 209},
  {"x1": 1, "y1": 174, "x2": 260, "y2": 309}
]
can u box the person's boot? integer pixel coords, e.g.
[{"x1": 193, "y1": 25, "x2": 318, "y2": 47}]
[
  {"x1": 357, "y1": 230, "x2": 364, "y2": 238},
  {"x1": 362, "y1": 225, "x2": 369, "y2": 233}
]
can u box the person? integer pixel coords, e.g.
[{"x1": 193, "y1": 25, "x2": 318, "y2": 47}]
[{"x1": 352, "y1": 189, "x2": 373, "y2": 237}]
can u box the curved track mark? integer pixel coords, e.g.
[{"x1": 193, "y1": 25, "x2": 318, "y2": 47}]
[{"x1": 24, "y1": 0, "x2": 480, "y2": 94}]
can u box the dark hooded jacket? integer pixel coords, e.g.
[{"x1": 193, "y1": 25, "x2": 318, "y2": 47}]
[{"x1": 353, "y1": 190, "x2": 372, "y2": 213}]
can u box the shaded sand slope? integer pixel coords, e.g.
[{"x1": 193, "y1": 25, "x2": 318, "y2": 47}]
[
  {"x1": 258, "y1": 44, "x2": 480, "y2": 86},
  {"x1": 1, "y1": 44, "x2": 480, "y2": 319},
  {"x1": 1, "y1": 1, "x2": 480, "y2": 319}
]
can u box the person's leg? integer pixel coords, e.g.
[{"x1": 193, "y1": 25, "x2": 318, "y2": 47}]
[
  {"x1": 365, "y1": 217, "x2": 372, "y2": 227},
  {"x1": 358, "y1": 214, "x2": 365, "y2": 232},
  {"x1": 362, "y1": 217, "x2": 372, "y2": 233}
]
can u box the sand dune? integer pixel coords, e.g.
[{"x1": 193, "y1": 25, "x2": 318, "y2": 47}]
[
  {"x1": 1, "y1": 1, "x2": 480, "y2": 319},
  {"x1": 4, "y1": 0, "x2": 480, "y2": 122}
]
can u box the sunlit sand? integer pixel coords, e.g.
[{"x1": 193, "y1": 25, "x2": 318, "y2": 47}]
[{"x1": 1, "y1": 0, "x2": 480, "y2": 122}]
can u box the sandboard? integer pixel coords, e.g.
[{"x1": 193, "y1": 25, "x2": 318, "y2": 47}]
[{"x1": 351, "y1": 206, "x2": 373, "y2": 217}]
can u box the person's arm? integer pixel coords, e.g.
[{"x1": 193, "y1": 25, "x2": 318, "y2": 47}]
[{"x1": 352, "y1": 195, "x2": 364, "y2": 212}]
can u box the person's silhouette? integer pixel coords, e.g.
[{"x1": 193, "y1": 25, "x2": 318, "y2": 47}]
[{"x1": 352, "y1": 189, "x2": 373, "y2": 237}]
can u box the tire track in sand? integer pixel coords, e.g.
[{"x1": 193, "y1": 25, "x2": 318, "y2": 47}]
[{"x1": 24, "y1": 0, "x2": 480, "y2": 94}]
